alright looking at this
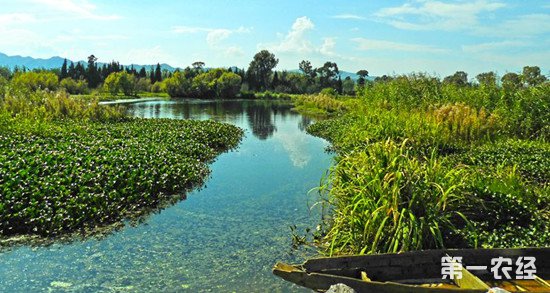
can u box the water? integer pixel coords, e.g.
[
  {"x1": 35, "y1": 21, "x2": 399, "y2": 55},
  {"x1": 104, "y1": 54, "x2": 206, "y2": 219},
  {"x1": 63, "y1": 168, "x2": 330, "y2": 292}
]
[{"x1": 0, "y1": 99, "x2": 333, "y2": 292}]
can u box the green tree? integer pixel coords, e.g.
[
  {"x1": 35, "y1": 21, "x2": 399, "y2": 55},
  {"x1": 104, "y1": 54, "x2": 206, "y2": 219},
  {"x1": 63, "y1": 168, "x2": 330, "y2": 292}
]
[
  {"x1": 357, "y1": 69, "x2": 369, "y2": 86},
  {"x1": 342, "y1": 76, "x2": 355, "y2": 95},
  {"x1": 154, "y1": 63, "x2": 162, "y2": 83},
  {"x1": 103, "y1": 71, "x2": 136, "y2": 96},
  {"x1": 138, "y1": 67, "x2": 147, "y2": 78},
  {"x1": 501, "y1": 72, "x2": 522, "y2": 91},
  {"x1": 522, "y1": 66, "x2": 547, "y2": 86},
  {"x1": 164, "y1": 71, "x2": 191, "y2": 97},
  {"x1": 86, "y1": 55, "x2": 100, "y2": 88},
  {"x1": 217, "y1": 72, "x2": 242, "y2": 98},
  {"x1": 476, "y1": 71, "x2": 497, "y2": 87},
  {"x1": 317, "y1": 61, "x2": 339, "y2": 88},
  {"x1": 247, "y1": 50, "x2": 278, "y2": 91},
  {"x1": 60, "y1": 59, "x2": 68, "y2": 80},
  {"x1": 299, "y1": 60, "x2": 316, "y2": 81},
  {"x1": 60, "y1": 77, "x2": 89, "y2": 94},
  {"x1": 11, "y1": 71, "x2": 59, "y2": 91},
  {"x1": 192, "y1": 61, "x2": 205, "y2": 71},
  {"x1": 443, "y1": 71, "x2": 468, "y2": 86}
]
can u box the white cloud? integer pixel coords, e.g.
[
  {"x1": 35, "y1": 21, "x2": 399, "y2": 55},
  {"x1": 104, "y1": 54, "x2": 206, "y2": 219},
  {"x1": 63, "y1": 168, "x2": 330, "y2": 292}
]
[
  {"x1": 30, "y1": 0, "x2": 120, "y2": 20},
  {"x1": 173, "y1": 25, "x2": 251, "y2": 47},
  {"x1": 376, "y1": 0, "x2": 506, "y2": 31},
  {"x1": 461, "y1": 40, "x2": 530, "y2": 53},
  {"x1": 352, "y1": 38, "x2": 448, "y2": 53},
  {"x1": 123, "y1": 46, "x2": 175, "y2": 65},
  {"x1": 332, "y1": 14, "x2": 365, "y2": 20},
  {"x1": 475, "y1": 14, "x2": 550, "y2": 37},
  {"x1": 320, "y1": 37, "x2": 336, "y2": 56},
  {"x1": 207, "y1": 29, "x2": 232, "y2": 46},
  {"x1": 263, "y1": 16, "x2": 315, "y2": 53},
  {"x1": 172, "y1": 26, "x2": 210, "y2": 34},
  {"x1": 225, "y1": 46, "x2": 244, "y2": 57},
  {"x1": 0, "y1": 13, "x2": 36, "y2": 26}
]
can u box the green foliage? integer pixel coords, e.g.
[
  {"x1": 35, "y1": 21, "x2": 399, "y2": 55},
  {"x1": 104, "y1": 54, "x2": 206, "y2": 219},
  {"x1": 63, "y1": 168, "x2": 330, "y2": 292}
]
[
  {"x1": 295, "y1": 72, "x2": 550, "y2": 255},
  {"x1": 11, "y1": 71, "x2": 59, "y2": 91},
  {"x1": 292, "y1": 93, "x2": 345, "y2": 117},
  {"x1": 164, "y1": 71, "x2": 191, "y2": 97},
  {"x1": 163, "y1": 69, "x2": 242, "y2": 99},
  {"x1": 247, "y1": 50, "x2": 278, "y2": 91},
  {"x1": 0, "y1": 119, "x2": 243, "y2": 236},
  {"x1": 1, "y1": 89, "x2": 124, "y2": 122},
  {"x1": 0, "y1": 88, "x2": 244, "y2": 238},
  {"x1": 60, "y1": 78, "x2": 89, "y2": 95},
  {"x1": 103, "y1": 71, "x2": 136, "y2": 96},
  {"x1": 319, "y1": 140, "x2": 471, "y2": 255}
]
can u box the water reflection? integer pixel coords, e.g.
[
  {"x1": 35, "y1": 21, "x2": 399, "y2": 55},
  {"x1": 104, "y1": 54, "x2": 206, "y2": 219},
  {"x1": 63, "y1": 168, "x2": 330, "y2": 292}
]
[
  {"x1": 128, "y1": 99, "x2": 296, "y2": 141},
  {"x1": 0, "y1": 99, "x2": 332, "y2": 292}
]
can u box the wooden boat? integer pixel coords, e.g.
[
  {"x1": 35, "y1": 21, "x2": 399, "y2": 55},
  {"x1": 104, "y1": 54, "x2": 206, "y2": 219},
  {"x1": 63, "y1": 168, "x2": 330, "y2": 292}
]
[{"x1": 273, "y1": 248, "x2": 550, "y2": 292}]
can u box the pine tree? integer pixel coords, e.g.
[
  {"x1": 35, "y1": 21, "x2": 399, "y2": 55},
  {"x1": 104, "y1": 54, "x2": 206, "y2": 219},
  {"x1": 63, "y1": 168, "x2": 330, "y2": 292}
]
[
  {"x1": 138, "y1": 67, "x2": 147, "y2": 78},
  {"x1": 150, "y1": 67, "x2": 156, "y2": 83},
  {"x1": 68, "y1": 62, "x2": 75, "y2": 79},
  {"x1": 86, "y1": 55, "x2": 100, "y2": 88},
  {"x1": 60, "y1": 59, "x2": 68, "y2": 79},
  {"x1": 154, "y1": 63, "x2": 162, "y2": 82},
  {"x1": 272, "y1": 72, "x2": 279, "y2": 89}
]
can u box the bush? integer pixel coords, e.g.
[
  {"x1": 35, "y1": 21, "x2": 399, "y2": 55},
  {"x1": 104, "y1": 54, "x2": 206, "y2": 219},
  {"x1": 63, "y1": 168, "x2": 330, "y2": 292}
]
[
  {"x1": 60, "y1": 78, "x2": 89, "y2": 95},
  {"x1": 11, "y1": 71, "x2": 59, "y2": 91}
]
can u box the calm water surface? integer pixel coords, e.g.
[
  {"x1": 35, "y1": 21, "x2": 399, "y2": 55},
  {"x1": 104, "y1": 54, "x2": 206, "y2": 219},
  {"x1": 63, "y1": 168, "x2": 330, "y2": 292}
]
[{"x1": 0, "y1": 99, "x2": 333, "y2": 292}]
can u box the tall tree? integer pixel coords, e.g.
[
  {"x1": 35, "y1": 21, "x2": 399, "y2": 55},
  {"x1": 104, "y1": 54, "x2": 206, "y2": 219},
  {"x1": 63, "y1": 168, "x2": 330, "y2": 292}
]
[
  {"x1": 299, "y1": 60, "x2": 316, "y2": 81},
  {"x1": 138, "y1": 67, "x2": 147, "y2": 78},
  {"x1": 357, "y1": 69, "x2": 369, "y2": 86},
  {"x1": 86, "y1": 55, "x2": 100, "y2": 88},
  {"x1": 522, "y1": 66, "x2": 547, "y2": 86},
  {"x1": 60, "y1": 59, "x2": 68, "y2": 80},
  {"x1": 247, "y1": 50, "x2": 278, "y2": 91},
  {"x1": 68, "y1": 61, "x2": 76, "y2": 79},
  {"x1": 192, "y1": 61, "x2": 205, "y2": 71},
  {"x1": 476, "y1": 71, "x2": 496, "y2": 87},
  {"x1": 272, "y1": 71, "x2": 280, "y2": 89},
  {"x1": 316, "y1": 61, "x2": 339, "y2": 88},
  {"x1": 154, "y1": 63, "x2": 162, "y2": 83},
  {"x1": 443, "y1": 71, "x2": 468, "y2": 87}
]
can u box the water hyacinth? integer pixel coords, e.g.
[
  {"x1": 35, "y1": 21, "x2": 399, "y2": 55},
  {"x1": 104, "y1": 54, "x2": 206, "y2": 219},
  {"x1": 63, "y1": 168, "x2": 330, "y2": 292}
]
[{"x1": 0, "y1": 119, "x2": 243, "y2": 238}]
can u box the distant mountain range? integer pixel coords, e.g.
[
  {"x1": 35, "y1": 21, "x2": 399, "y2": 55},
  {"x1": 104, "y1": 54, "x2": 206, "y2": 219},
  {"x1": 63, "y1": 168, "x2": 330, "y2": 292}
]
[
  {"x1": 0, "y1": 52, "x2": 177, "y2": 72},
  {"x1": 0, "y1": 52, "x2": 369, "y2": 80}
]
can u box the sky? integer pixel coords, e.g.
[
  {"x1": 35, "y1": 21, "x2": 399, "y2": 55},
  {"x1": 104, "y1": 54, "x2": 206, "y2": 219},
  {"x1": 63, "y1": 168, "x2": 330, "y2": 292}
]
[{"x1": 0, "y1": 0, "x2": 548, "y2": 76}]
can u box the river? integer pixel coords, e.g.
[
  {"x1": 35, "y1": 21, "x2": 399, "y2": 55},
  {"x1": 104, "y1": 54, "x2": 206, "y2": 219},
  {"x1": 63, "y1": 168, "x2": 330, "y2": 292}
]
[{"x1": 0, "y1": 99, "x2": 333, "y2": 292}]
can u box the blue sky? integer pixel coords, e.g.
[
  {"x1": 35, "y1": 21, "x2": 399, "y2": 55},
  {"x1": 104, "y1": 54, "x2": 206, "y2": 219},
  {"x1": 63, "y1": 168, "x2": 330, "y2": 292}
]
[{"x1": 0, "y1": 0, "x2": 548, "y2": 76}]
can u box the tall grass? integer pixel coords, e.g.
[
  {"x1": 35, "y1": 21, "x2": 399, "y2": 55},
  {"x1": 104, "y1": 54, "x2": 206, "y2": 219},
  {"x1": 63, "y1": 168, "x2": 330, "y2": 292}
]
[
  {"x1": 319, "y1": 140, "x2": 470, "y2": 255},
  {"x1": 296, "y1": 74, "x2": 550, "y2": 255},
  {"x1": 0, "y1": 87, "x2": 125, "y2": 127}
]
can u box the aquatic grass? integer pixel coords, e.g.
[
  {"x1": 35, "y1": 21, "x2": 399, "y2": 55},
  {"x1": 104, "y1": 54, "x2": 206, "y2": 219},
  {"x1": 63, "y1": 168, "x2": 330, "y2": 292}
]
[
  {"x1": 294, "y1": 75, "x2": 550, "y2": 255},
  {"x1": 291, "y1": 93, "x2": 346, "y2": 117},
  {"x1": 318, "y1": 140, "x2": 471, "y2": 255}
]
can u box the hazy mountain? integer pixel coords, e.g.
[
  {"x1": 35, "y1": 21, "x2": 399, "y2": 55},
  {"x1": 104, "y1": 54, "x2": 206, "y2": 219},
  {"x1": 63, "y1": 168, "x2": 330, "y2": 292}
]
[
  {"x1": 0, "y1": 52, "x2": 66, "y2": 70},
  {"x1": 0, "y1": 52, "x2": 177, "y2": 72}
]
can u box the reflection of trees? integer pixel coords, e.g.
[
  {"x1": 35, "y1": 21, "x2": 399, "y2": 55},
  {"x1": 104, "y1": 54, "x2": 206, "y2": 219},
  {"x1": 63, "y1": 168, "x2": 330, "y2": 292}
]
[
  {"x1": 246, "y1": 103, "x2": 276, "y2": 140},
  {"x1": 298, "y1": 116, "x2": 313, "y2": 132}
]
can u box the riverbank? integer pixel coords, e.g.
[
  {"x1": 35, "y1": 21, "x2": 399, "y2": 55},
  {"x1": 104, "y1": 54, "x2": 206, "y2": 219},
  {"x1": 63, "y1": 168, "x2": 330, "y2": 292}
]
[
  {"x1": 293, "y1": 77, "x2": 550, "y2": 255},
  {"x1": 0, "y1": 89, "x2": 243, "y2": 245}
]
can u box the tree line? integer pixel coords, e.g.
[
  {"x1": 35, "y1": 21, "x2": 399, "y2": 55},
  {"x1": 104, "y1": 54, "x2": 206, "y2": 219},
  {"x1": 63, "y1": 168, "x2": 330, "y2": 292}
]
[{"x1": 0, "y1": 50, "x2": 547, "y2": 98}]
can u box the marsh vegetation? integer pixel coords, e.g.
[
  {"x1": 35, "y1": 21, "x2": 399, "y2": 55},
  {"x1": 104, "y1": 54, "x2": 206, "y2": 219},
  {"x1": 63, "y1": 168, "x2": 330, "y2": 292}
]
[
  {"x1": 294, "y1": 69, "x2": 549, "y2": 255},
  {"x1": 0, "y1": 81, "x2": 243, "y2": 242}
]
